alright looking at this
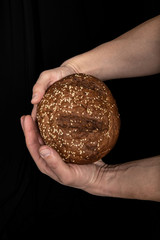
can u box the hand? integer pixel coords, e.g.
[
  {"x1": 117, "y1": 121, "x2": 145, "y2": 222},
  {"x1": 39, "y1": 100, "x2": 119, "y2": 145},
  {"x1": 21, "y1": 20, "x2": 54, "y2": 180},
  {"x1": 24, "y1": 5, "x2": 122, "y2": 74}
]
[
  {"x1": 20, "y1": 115, "x2": 107, "y2": 194},
  {"x1": 31, "y1": 65, "x2": 76, "y2": 120}
]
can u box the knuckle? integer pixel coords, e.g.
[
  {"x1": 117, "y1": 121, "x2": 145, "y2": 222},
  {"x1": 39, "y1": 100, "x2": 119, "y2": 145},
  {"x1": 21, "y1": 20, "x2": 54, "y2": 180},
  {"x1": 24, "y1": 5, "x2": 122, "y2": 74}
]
[
  {"x1": 37, "y1": 159, "x2": 48, "y2": 174},
  {"x1": 32, "y1": 70, "x2": 52, "y2": 93},
  {"x1": 32, "y1": 80, "x2": 44, "y2": 95},
  {"x1": 39, "y1": 70, "x2": 50, "y2": 80},
  {"x1": 39, "y1": 166, "x2": 48, "y2": 175},
  {"x1": 60, "y1": 174, "x2": 72, "y2": 186},
  {"x1": 32, "y1": 83, "x2": 39, "y2": 92}
]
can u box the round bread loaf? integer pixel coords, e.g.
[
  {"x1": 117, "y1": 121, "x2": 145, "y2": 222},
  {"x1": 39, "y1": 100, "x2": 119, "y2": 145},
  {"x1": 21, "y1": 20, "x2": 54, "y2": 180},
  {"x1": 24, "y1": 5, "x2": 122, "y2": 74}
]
[{"x1": 37, "y1": 73, "x2": 120, "y2": 164}]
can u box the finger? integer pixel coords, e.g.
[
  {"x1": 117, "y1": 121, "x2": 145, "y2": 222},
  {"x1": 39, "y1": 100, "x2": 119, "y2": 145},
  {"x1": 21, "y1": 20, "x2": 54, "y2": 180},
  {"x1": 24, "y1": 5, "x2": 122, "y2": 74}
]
[
  {"x1": 23, "y1": 115, "x2": 44, "y2": 160},
  {"x1": 23, "y1": 115, "x2": 41, "y2": 154},
  {"x1": 31, "y1": 104, "x2": 37, "y2": 121},
  {"x1": 23, "y1": 116, "x2": 49, "y2": 173},
  {"x1": 31, "y1": 69, "x2": 61, "y2": 104},
  {"x1": 31, "y1": 66, "x2": 75, "y2": 104},
  {"x1": 94, "y1": 159, "x2": 106, "y2": 167},
  {"x1": 29, "y1": 107, "x2": 44, "y2": 145},
  {"x1": 31, "y1": 82, "x2": 47, "y2": 104},
  {"x1": 39, "y1": 146, "x2": 74, "y2": 185}
]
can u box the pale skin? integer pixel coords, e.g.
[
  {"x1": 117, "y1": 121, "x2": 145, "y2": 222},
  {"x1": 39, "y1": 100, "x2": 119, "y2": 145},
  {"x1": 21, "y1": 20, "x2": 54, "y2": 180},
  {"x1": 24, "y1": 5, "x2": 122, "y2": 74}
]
[{"x1": 21, "y1": 15, "x2": 160, "y2": 202}]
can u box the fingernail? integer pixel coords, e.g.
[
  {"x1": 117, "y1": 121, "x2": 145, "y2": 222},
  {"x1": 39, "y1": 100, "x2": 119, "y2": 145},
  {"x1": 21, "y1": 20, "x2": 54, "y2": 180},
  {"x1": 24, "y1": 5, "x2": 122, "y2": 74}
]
[{"x1": 40, "y1": 148, "x2": 51, "y2": 157}]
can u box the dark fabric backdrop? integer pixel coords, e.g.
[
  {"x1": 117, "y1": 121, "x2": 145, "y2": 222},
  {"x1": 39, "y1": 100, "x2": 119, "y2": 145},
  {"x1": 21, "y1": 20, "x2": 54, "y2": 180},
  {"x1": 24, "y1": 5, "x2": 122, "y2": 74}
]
[{"x1": 0, "y1": 0, "x2": 160, "y2": 239}]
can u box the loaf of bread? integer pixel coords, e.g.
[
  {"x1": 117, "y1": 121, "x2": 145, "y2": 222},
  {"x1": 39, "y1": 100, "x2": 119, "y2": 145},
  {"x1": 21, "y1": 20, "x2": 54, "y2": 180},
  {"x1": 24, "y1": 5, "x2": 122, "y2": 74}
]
[{"x1": 37, "y1": 73, "x2": 120, "y2": 164}]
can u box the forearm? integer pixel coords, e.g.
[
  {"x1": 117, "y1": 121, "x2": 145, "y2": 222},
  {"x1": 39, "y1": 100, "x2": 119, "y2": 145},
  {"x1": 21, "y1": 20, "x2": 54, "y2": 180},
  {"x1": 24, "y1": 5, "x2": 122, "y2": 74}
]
[
  {"x1": 62, "y1": 15, "x2": 160, "y2": 80},
  {"x1": 92, "y1": 156, "x2": 160, "y2": 202}
]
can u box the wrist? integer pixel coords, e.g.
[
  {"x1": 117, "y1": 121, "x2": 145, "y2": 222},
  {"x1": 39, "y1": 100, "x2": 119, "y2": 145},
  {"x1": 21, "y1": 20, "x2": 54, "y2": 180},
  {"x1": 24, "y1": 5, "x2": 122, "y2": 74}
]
[
  {"x1": 61, "y1": 60, "x2": 81, "y2": 75},
  {"x1": 84, "y1": 164, "x2": 120, "y2": 197},
  {"x1": 61, "y1": 52, "x2": 103, "y2": 80}
]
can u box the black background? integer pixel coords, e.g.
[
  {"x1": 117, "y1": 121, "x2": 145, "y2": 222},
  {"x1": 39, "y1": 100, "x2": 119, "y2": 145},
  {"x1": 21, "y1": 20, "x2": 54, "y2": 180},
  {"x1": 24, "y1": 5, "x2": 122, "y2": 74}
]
[{"x1": 0, "y1": 0, "x2": 160, "y2": 239}]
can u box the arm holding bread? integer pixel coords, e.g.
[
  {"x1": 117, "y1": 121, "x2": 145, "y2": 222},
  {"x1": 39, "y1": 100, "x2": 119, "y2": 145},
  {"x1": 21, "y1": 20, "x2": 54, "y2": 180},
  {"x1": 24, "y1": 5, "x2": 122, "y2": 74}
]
[
  {"x1": 61, "y1": 15, "x2": 160, "y2": 80},
  {"x1": 21, "y1": 15, "x2": 160, "y2": 202},
  {"x1": 31, "y1": 15, "x2": 160, "y2": 106}
]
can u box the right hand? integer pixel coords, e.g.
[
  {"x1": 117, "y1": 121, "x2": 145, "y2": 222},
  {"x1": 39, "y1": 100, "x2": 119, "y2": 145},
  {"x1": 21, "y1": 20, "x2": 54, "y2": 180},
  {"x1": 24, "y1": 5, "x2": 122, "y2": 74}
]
[
  {"x1": 31, "y1": 65, "x2": 76, "y2": 119},
  {"x1": 21, "y1": 115, "x2": 107, "y2": 196}
]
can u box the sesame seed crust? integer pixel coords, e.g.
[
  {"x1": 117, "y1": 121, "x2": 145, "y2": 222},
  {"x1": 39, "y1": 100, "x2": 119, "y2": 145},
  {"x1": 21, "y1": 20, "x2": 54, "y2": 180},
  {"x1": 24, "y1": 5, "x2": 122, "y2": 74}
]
[{"x1": 36, "y1": 73, "x2": 120, "y2": 164}]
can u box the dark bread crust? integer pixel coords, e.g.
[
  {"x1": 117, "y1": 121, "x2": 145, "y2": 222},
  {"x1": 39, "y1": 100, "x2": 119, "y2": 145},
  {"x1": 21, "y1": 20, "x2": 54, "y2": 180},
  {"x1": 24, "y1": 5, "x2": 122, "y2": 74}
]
[{"x1": 37, "y1": 73, "x2": 120, "y2": 164}]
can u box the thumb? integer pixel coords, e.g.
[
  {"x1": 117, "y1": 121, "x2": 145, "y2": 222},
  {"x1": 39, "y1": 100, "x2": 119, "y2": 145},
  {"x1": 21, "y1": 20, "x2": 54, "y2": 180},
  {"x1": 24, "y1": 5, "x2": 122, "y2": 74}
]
[
  {"x1": 39, "y1": 146, "x2": 61, "y2": 168},
  {"x1": 39, "y1": 146, "x2": 52, "y2": 158},
  {"x1": 39, "y1": 146, "x2": 73, "y2": 184}
]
